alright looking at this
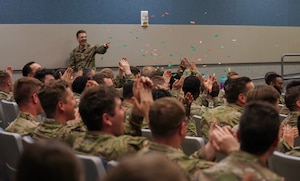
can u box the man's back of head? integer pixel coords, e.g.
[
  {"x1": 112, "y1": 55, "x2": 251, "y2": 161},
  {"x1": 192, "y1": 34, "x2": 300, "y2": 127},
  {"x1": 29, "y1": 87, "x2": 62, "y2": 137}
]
[
  {"x1": 14, "y1": 77, "x2": 43, "y2": 110},
  {"x1": 239, "y1": 101, "x2": 280, "y2": 156},
  {"x1": 149, "y1": 97, "x2": 186, "y2": 138},
  {"x1": 79, "y1": 85, "x2": 121, "y2": 132},
  {"x1": 246, "y1": 85, "x2": 280, "y2": 111},
  {"x1": 224, "y1": 76, "x2": 253, "y2": 105},
  {"x1": 182, "y1": 75, "x2": 201, "y2": 99},
  {"x1": 0, "y1": 71, "x2": 12, "y2": 92},
  {"x1": 285, "y1": 85, "x2": 300, "y2": 112}
]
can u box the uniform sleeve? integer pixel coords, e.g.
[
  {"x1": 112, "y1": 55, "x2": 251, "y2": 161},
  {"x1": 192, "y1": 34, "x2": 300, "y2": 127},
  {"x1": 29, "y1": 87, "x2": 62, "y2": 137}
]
[
  {"x1": 69, "y1": 51, "x2": 76, "y2": 69},
  {"x1": 95, "y1": 44, "x2": 108, "y2": 54}
]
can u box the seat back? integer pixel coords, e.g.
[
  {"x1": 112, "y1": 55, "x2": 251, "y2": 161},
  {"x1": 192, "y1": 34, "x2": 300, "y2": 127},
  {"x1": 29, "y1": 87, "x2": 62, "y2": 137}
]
[
  {"x1": 268, "y1": 151, "x2": 300, "y2": 181},
  {"x1": 0, "y1": 100, "x2": 19, "y2": 129},
  {"x1": 141, "y1": 128, "x2": 152, "y2": 140},
  {"x1": 77, "y1": 154, "x2": 107, "y2": 181},
  {"x1": 192, "y1": 115, "x2": 203, "y2": 137},
  {"x1": 182, "y1": 136, "x2": 205, "y2": 156},
  {"x1": 142, "y1": 128, "x2": 205, "y2": 156},
  {"x1": 0, "y1": 130, "x2": 23, "y2": 181},
  {"x1": 22, "y1": 136, "x2": 34, "y2": 149},
  {"x1": 279, "y1": 114, "x2": 287, "y2": 122}
]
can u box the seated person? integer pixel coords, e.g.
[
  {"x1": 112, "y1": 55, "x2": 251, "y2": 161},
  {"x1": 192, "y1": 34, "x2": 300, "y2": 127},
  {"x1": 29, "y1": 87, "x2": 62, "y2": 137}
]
[
  {"x1": 32, "y1": 80, "x2": 86, "y2": 146},
  {"x1": 16, "y1": 140, "x2": 83, "y2": 181},
  {"x1": 194, "y1": 101, "x2": 284, "y2": 181},
  {"x1": 5, "y1": 77, "x2": 43, "y2": 135}
]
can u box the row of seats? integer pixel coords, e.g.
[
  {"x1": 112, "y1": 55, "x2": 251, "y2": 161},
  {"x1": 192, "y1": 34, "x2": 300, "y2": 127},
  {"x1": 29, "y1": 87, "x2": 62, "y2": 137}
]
[
  {"x1": 0, "y1": 100, "x2": 19, "y2": 129},
  {"x1": 0, "y1": 130, "x2": 108, "y2": 181}
]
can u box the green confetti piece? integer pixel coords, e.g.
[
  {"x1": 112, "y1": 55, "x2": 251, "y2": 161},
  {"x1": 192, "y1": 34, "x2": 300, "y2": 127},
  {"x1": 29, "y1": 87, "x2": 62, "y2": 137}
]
[
  {"x1": 100, "y1": 21, "x2": 105, "y2": 24},
  {"x1": 224, "y1": 70, "x2": 227, "y2": 73},
  {"x1": 246, "y1": 67, "x2": 251, "y2": 71},
  {"x1": 136, "y1": 37, "x2": 138, "y2": 39},
  {"x1": 161, "y1": 41, "x2": 166, "y2": 44},
  {"x1": 141, "y1": 49, "x2": 144, "y2": 52},
  {"x1": 221, "y1": 46, "x2": 224, "y2": 48},
  {"x1": 100, "y1": 57, "x2": 104, "y2": 60},
  {"x1": 214, "y1": 34, "x2": 219, "y2": 38},
  {"x1": 123, "y1": 44, "x2": 127, "y2": 47},
  {"x1": 169, "y1": 53, "x2": 173, "y2": 57},
  {"x1": 168, "y1": 64, "x2": 173, "y2": 68},
  {"x1": 142, "y1": 54, "x2": 146, "y2": 57},
  {"x1": 109, "y1": 36, "x2": 112, "y2": 39}
]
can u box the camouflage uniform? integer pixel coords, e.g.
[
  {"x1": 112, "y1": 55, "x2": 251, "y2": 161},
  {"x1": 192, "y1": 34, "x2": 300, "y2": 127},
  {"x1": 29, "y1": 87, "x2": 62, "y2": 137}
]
[
  {"x1": 73, "y1": 131, "x2": 148, "y2": 162},
  {"x1": 122, "y1": 102, "x2": 145, "y2": 136},
  {"x1": 194, "y1": 150, "x2": 284, "y2": 181},
  {"x1": 32, "y1": 118, "x2": 86, "y2": 147},
  {"x1": 138, "y1": 141, "x2": 215, "y2": 176},
  {"x1": 286, "y1": 146, "x2": 300, "y2": 157},
  {"x1": 5, "y1": 111, "x2": 39, "y2": 135},
  {"x1": 0, "y1": 91, "x2": 14, "y2": 101},
  {"x1": 200, "y1": 103, "x2": 244, "y2": 140},
  {"x1": 279, "y1": 105, "x2": 290, "y2": 115},
  {"x1": 282, "y1": 111, "x2": 300, "y2": 127},
  {"x1": 115, "y1": 74, "x2": 135, "y2": 88},
  {"x1": 279, "y1": 95, "x2": 285, "y2": 105},
  {"x1": 69, "y1": 44, "x2": 108, "y2": 70}
]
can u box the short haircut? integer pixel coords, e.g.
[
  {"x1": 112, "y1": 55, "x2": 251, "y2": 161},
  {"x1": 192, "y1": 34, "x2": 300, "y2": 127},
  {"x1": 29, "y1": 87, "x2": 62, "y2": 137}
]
[
  {"x1": 226, "y1": 71, "x2": 239, "y2": 79},
  {"x1": 225, "y1": 77, "x2": 252, "y2": 103},
  {"x1": 79, "y1": 85, "x2": 120, "y2": 131},
  {"x1": 264, "y1": 71, "x2": 277, "y2": 84},
  {"x1": 149, "y1": 97, "x2": 185, "y2": 137},
  {"x1": 93, "y1": 71, "x2": 113, "y2": 85},
  {"x1": 286, "y1": 80, "x2": 300, "y2": 91},
  {"x1": 72, "y1": 76, "x2": 90, "y2": 94},
  {"x1": 76, "y1": 30, "x2": 86, "y2": 37},
  {"x1": 99, "y1": 68, "x2": 114, "y2": 79},
  {"x1": 34, "y1": 68, "x2": 55, "y2": 83},
  {"x1": 239, "y1": 101, "x2": 280, "y2": 155},
  {"x1": 0, "y1": 71, "x2": 11, "y2": 87},
  {"x1": 151, "y1": 76, "x2": 166, "y2": 88},
  {"x1": 16, "y1": 140, "x2": 83, "y2": 181},
  {"x1": 246, "y1": 85, "x2": 280, "y2": 105},
  {"x1": 103, "y1": 153, "x2": 188, "y2": 181},
  {"x1": 82, "y1": 68, "x2": 94, "y2": 77},
  {"x1": 182, "y1": 75, "x2": 201, "y2": 96},
  {"x1": 285, "y1": 85, "x2": 300, "y2": 111},
  {"x1": 22, "y1": 61, "x2": 35, "y2": 76},
  {"x1": 14, "y1": 77, "x2": 43, "y2": 106},
  {"x1": 130, "y1": 66, "x2": 140, "y2": 76},
  {"x1": 152, "y1": 89, "x2": 171, "y2": 100},
  {"x1": 265, "y1": 72, "x2": 281, "y2": 85},
  {"x1": 122, "y1": 81, "x2": 134, "y2": 99},
  {"x1": 141, "y1": 66, "x2": 157, "y2": 78},
  {"x1": 38, "y1": 80, "x2": 70, "y2": 118}
]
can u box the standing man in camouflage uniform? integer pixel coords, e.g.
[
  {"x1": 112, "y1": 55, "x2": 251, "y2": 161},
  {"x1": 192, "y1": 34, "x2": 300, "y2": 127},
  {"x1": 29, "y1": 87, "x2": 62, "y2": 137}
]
[
  {"x1": 5, "y1": 77, "x2": 43, "y2": 135},
  {"x1": 69, "y1": 30, "x2": 110, "y2": 71},
  {"x1": 32, "y1": 79, "x2": 86, "y2": 146},
  {"x1": 194, "y1": 101, "x2": 285, "y2": 181}
]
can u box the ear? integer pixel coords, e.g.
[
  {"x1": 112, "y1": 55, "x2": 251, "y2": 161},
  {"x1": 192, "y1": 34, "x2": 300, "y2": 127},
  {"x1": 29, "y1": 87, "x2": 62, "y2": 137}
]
[
  {"x1": 272, "y1": 136, "x2": 279, "y2": 148},
  {"x1": 238, "y1": 93, "x2": 247, "y2": 104},
  {"x1": 270, "y1": 81, "x2": 275, "y2": 86},
  {"x1": 237, "y1": 130, "x2": 241, "y2": 142},
  {"x1": 296, "y1": 100, "x2": 300, "y2": 108},
  {"x1": 178, "y1": 121, "x2": 186, "y2": 136},
  {"x1": 32, "y1": 93, "x2": 39, "y2": 104},
  {"x1": 57, "y1": 101, "x2": 64, "y2": 112},
  {"x1": 102, "y1": 113, "x2": 112, "y2": 127}
]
